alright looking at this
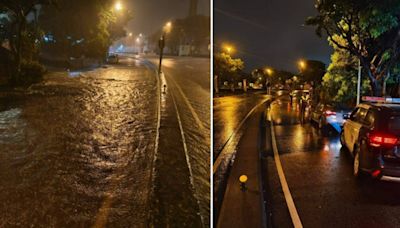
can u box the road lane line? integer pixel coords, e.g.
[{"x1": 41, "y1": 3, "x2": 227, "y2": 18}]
[
  {"x1": 269, "y1": 109, "x2": 303, "y2": 228},
  {"x1": 213, "y1": 97, "x2": 270, "y2": 174},
  {"x1": 165, "y1": 74, "x2": 208, "y2": 139},
  {"x1": 170, "y1": 87, "x2": 205, "y2": 228}
]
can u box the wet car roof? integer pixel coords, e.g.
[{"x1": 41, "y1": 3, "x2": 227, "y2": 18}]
[{"x1": 365, "y1": 103, "x2": 400, "y2": 112}]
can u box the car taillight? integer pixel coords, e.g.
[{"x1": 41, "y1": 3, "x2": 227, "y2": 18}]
[
  {"x1": 368, "y1": 133, "x2": 398, "y2": 147},
  {"x1": 324, "y1": 110, "x2": 336, "y2": 116}
]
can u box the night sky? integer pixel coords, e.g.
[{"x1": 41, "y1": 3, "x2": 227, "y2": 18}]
[
  {"x1": 126, "y1": 0, "x2": 210, "y2": 36},
  {"x1": 214, "y1": 0, "x2": 332, "y2": 72}
]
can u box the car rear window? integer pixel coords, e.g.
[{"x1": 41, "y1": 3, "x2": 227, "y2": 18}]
[{"x1": 388, "y1": 116, "x2": 400, "y2": 131}]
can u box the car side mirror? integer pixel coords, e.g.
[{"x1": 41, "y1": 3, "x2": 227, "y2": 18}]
[{"x1": 343, "y1": 114, "x2": 350, "y2": 120}]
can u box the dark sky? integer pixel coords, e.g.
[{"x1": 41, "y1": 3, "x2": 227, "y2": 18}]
[
  {"x1": 126, "y1": 0, "x2": 210, "y2": 36},
  {"x1": 215, "y1": 0, "x2": 332, "y2": 72}
]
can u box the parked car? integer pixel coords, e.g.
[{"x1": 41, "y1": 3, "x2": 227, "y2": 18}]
[
  {"x1": 107, "y1": 54, "x2": 119, "y2": 64},
  {"x1": 311, "y1": 103, "x2": 337, "y2": 129},
  {"x1": 310, "y1": 103, "x2": 351, "y2": 132},
  {"x1": 341, "y1": 102, "x2": 400, "y2": 180}
]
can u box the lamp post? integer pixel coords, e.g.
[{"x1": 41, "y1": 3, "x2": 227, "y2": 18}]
[{"x1": 158, "y1": 21, "x2": 172, "y2": 74}]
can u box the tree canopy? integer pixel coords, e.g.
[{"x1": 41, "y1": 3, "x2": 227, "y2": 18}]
[
  {"x1": 322, "y1": 38, "x2": 370, "y2": 106},
  {"x1": 214, "y1": 52, "x2": 244, "y2": 84},
  {"x1": 306, "y1": 0, "x2": 400, "y2": 96},
  {"x1": 39, "y1": 0, "x2": 132, "y2": 58},
  {"x1": 0, "y1": 0, "x2": 58, "y2": 81}
]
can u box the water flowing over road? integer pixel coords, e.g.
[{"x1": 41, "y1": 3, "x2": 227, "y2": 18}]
[{"x1": 0, "y1": 56, "x2": 209, "y2": 227}]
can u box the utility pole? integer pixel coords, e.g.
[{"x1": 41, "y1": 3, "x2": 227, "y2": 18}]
[
  {"x1": 357, "y1": 59, "x2": 362, "y2": 105},
  {"x1": 158, "y1": 34, "x2": 165, "y2": 74}
]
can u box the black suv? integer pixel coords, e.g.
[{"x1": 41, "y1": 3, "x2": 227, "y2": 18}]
[{"x1": 341, "y1": 103, "x2": 400, "y2": 180}]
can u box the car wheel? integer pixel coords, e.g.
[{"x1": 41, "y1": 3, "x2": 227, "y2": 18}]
[{"x1": 353, "y1": 146, "x2": 361, "y2": 177}]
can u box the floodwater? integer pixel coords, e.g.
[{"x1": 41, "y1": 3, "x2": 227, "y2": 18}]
[{"x1": 0, "y1": 57, "x2": 207, "y2": 227}]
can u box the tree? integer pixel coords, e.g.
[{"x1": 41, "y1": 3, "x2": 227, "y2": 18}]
[
  {"x1": 250, "y1": 68, "x2": 270, "y2": 88},
  {"x1": 306, "y1": 0, "x2": 400, "y2": 96},
  {"x1": 322, "y1": 38, "x2": 370, "y2": 106},
  {"x1": 214, "y1": 52, "x2": 244, "y2": 85},
  {"x1": 39, "y1": 0, "x2": 131, "y2": 58},
  {"x1": 0, "y1": 0, "x2": 57, "y2": 79}
]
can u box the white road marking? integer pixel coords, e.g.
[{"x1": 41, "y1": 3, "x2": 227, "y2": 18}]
[
  {"x1": 166, "y1": 74, "x2": 208, "y2": 139},
  {"x1": 269, "y1": 109, "x2": 303, "y2": 228},
  {"x1": 213, "y1": 97, "x2": 270, "y2": 174},
  {"x1": 170, "y1": 87, "x2": 205, "y2": 228}
]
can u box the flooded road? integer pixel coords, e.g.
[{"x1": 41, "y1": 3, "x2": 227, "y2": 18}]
[{"x1": 0, "y1": 56, "x2": 208, "y2": 227}]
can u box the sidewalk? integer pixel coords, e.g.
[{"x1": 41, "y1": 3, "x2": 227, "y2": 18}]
[{"x1": 217, "y1": 106, "x2": 267, "y2": 228}]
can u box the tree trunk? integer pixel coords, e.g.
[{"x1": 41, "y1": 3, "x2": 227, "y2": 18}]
[
  {"x1": 370, "y1": 78, "x2": 382, "y2": 97},
  {"x1": 382, "y1": 71, "x2": 390, "y2": 97}
]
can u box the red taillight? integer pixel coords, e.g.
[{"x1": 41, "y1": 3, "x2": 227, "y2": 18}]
[
  {"x1": 368, "y1": 133, "x2": 398, "y2": 147},
  {"x1": 324, "y1": 110, "x2": 336, "y2": 116}
]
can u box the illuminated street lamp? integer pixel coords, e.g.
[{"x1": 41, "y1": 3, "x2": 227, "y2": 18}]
[
  {"x1": 265, "y1": 67, "x2": 273, "y2": 76},
  {"x1": 158, "y1": 21, "x2": 173, "y2": 73},
  {"x1": 164, "y1": 21, "x2": 172, "y2": 32},
  {"x1": 114, "y1": 2, "x2": 123, "y2": 11},
  {"x1": 298, "y1": 60, "x2": 306, "y2": 70},
  {"x1": 223, "y1": 44, "x2": 234, "y2": 55}
]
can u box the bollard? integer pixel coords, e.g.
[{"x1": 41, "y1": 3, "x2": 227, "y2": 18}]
[{"x1": 239, "y1": 175, "x2": 248, "y2": 191}]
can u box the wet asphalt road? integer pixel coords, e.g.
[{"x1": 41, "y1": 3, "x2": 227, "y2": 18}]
[
  {"x1": 213, "y1": 93, "x2": 270, "y2": 160},
  {"x1": 0, "y1": 56, "x2": 209, "y2": 227},
  {"x1": 266, "y1": 94, "x2": 400, "y2": 228},
  {"x1": 147, "y1": 56, "x2": 210, "y2": 227}
]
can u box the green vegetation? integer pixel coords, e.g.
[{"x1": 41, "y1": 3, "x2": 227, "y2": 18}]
[
  {"x1": 0, "y1": 0, "x2": 131, "y2": 85},
  {"x1": 40, "y1": 0, "x2": 131, "y2": 58},
  {"x1": 214, "y1": 52, "x2": 244, "y2": 85},
  {"x1": 307, "y1": 0, "x2": 400, "y2": 96},
  {"x1": 0, "y1": 0, "x2": 57, "y2": 84},
  {"x1": 322, "y1": 38, "x2": 370, "y2": 106}
]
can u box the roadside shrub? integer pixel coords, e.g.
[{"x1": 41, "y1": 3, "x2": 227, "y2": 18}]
[{"x1": 18, "y1": 61, "x2": 47, "y2": 85}]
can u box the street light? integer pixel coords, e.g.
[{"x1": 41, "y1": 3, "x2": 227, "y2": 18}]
[
  {"x1": 223, "y1": 44, "x2": 234, "y2": 55},
  {"x1": 164, "y1": 21, "x2": 172, "y2": 33},
  {"x1": 158, "y1": 21, "x2": 173, "y2": 73},
  {"x1": 298, "y1": 60, "x2": 306, "y2": 70},
  {"x1": 114, "y1": 2, "x2": 123, "y2": 11},
  {"x1": 265, "y1": 67, "x2": 273, "y2": 76}
]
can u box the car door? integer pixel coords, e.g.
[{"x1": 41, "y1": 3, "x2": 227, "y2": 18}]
[
  {"x1": 344, "y1": 108, "x2": 367, "y2": 152},
  {"x1": 359, "y1": 109, "x2": 376, "y2": 169}
]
